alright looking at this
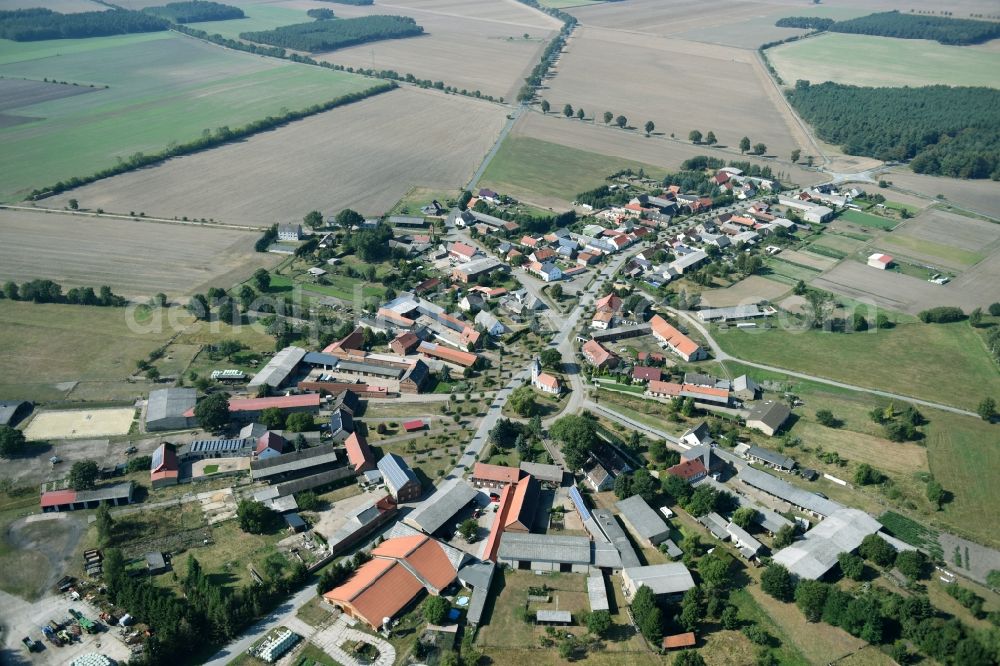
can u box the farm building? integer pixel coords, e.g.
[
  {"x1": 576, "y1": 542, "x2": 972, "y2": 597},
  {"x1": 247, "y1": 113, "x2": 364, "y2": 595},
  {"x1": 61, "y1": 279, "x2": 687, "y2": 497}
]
[
  {"x1": 146, "y1": 551, "x2": 169, "y2": 575},
  {"x1": 745, "y1": 445, "x2": 796, "y2": 471},
  {"x1": 696, "y1": 304, "x2": 775, "y2": 322},
  {"x1": 180, "y1": 437, "x2": 254, "y2": 460},
  {"x1": 615, "y1": 495, "x2": 670, "y2": 547},
  {"x1": 536, "y1": 610, "x2": 572, "y2": 625},
  {"x1": 150, "y1": 443, "x2": 179, "y2": 489},
  {"x1": 699, "y1": 512, "x2": 731, "y2": 541},
  {"x1": 250, "y1": 444, "x2": 341, "y2": 483},
  {"x1": 379, "y1": 453, "x2": 422, "y2": 502},
  {"x1": 867, "y1": 253, "x2": 893, "y2": 270},
  {"x1": 390, "y1": 331, "x2": 422, "y2": 355},
  {"x1": 726, "y1": 522, "x2": 763, "y2": 559},
  {"x1": 145, "y1": 388, "x2": 196, "y2": 431},
  {"x1": 278, "y1": 224, "x2": 302, "y2": 241},
  {"x1": 41, "y1": 482, "x2": 134, "y2": 512},
  {"x1": 458, "y1": 560, "x2": 496, "y2": 626},
  {"x1": 745, "y1": 401, "x2": 791, "y2": 436},
  {"x1": 621, "y1": 563, "x2": 695, "y2": 601},
  {"x1": 452, "y1": 257, "x2": 503, "y2": 283},
  {"x1": 226, "y1": 393, "x2": 321, "y2": 423},
  {"x1": 326, "y1": 495, "x2": 398, "y2": 555},
  {"x1": 650, "y1": 315, "x2": 706, "y2": 362},
  {"x1": 581, "y1": 340, "x2": 618, "y2": 369},
  {"x1": 519, "y1": 461, "x2": 563, "y2": 486},
  {"x1": 0, "y1": 400, "x2": 32, "y2": 427},
  {"x1": 344, "y1": 432, "x2": 375, "y2": 474},
  {"x1": 497, "y1": 533, "x2": 592, "y2": 573},
  {"x1": 255, "y1": 432, "x2": 286, "y2": 460},
  {"x1": 772, "y1": 509, "x2": 882, "y2": 580},
  {"x1": 328, "y1": 407, "x2": 355, "y2": 443},
  {"x1": 663, "y1": 633, "x2": 697, "y2": 651},
  {"x1": 592, "y1": 509, "x2": 641, "y2": 569},
  {"x1": 471, "y1": 463, "x2": 523, "y2": 490},
  {"x1": 647, "y1": 380, "x2": 683, "y2": 399},
  {"x1": 323, "y1": 534, "x2": 459, "y2": 629},
  {"x1": 584, "y1": 460, "x2": 614, "y2": 492},
  {"x1": 738, "y1": 466, "x2": 842, "y2": 518},
  {"x1": 732, "y1": 375, "x2": 761, "y2": 401},
  {"x1": 665, "y1": 458, "x2": 707, "y2": 483},
  {"x1": 248, "y1": 346, "x2": 307, "y2": 389},
  {"x1": 418, "y1": 342, "x2": 478, "y2": 368},
  {"x1": 403, "y1": 479, "x2": 479, "y2": 536},
  {"x1": 588, "y1": 575, "x2": 610, "y2": 612}
]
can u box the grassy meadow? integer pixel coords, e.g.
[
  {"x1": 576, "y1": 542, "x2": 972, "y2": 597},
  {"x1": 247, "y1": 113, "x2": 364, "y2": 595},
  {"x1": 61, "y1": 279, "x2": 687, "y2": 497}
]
[
  {"x1": 712, "y1": 321, "x2": 999, "y2": 410},
  {"x1": 479, "y1": 136, "x2": 665, "y2": 203},
  {"x1": 769, "y1": 33, "x2": 1000, "y2": 88},
  {"x1": 0, "y1": 32, "x2": 375, "y2": 201}
]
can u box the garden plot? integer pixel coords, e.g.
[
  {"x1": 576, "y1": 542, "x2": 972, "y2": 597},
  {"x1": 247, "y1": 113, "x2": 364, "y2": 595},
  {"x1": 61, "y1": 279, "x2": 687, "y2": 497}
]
[
  {"x1": 23, "y1": 407, "x2": 135, "y2": 440},
  {"x1": 48, "y1": 87, "x2": 507, "y2": 224}
]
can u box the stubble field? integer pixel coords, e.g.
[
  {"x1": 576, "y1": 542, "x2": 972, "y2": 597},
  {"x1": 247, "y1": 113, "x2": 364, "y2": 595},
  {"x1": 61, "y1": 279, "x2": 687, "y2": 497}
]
[
  {"x1": 769, "y1": 33, "x2": 1000, "y2": 88},
  {"x1": 0, "y1": 32, "x2": 376, "y2": 202},
  {"x1": 304, "y1": 0, "x2": 562, "y2": 102},
  {"x1": 885, "y1": 170, "x2": 1000, "y2": 220},
  {"x1": 542, "y1": 26, "x2": 802, "y2": 158},
  {"x1": 0, "y1": 0, "x2": 105, "y2": 11},
  {"x1": 48, "y1": 87, "x2": 508, "y2": 223},
  {"x1": 0, "y1": 209, "x2": 278, "y2": 297}
]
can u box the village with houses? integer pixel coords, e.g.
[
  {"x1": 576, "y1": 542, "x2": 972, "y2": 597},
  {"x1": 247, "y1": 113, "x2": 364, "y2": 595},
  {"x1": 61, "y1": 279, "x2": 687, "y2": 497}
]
[{"x1": 1, "y1": 158, "x2": 998, "y2": 666}]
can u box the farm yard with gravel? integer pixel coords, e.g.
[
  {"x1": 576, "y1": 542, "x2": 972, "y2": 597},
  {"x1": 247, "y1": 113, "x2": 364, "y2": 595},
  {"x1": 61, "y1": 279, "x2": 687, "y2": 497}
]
[
  {"x1": 310, "y1": 0, "x2": 562, "y2": 102},
  {"x1": 0, "y1": 209, "x2": 278, "y2": 298},
  {"x1": 48, "y1": 87, "x2": 507, "y2": 224}
]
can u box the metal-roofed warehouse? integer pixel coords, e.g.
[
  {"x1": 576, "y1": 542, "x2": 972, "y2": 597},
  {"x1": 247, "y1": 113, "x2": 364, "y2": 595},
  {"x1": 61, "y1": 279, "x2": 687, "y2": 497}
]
[
  {"x1": 404, "y1": 479, "x2": 480, "y2": 536},
  {"x1": 616, "y1": 495, "x2": 670, "y2": 546},
  {"x1": 591, "y1": 508, "x2": 642, "y2": 569},
  {"x1": 249, "y1": 346, "x2": 307, "y2": 389},
  {"x1": 145, "y1": 388, "x2": 196, "y2": 431},
  {"x1": 739, "y1": 466, "x2": 842, "y2": 517},
  {"x1": 0, "y1": 400, "x2": 32, "y2": 428},
  {"x1": 772, "y1": 508, "x2": 882, "y2": 580},
  {"x1": 621, "y1": 563, "x2": 695, "y2": 600},
  {"x1": 497, "y1": 533, "x2": 592, "y2": 573},
  {"x1": 250, "y1": 444, "x2": 340, "y2": 482},
  {"x1": 519, "y1": 461, "x2": 564, "y2": 486}
]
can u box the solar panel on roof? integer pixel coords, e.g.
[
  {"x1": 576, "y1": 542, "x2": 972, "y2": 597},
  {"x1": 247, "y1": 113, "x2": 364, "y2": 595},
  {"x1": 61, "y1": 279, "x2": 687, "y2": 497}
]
[{"x1": 151, "y1": 445, "x2": 163, "y2": 471}]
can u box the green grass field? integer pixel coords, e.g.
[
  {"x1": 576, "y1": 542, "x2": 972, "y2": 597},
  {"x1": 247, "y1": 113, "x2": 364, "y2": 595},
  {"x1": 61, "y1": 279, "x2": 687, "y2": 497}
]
[
  {"x1": 188, "y1": 3, "x2": 313, "y2": 40},
  {"x1": 769, "y1": 33, "x2": 1000, "y2": 88},
  {"x1": 808, "y1": 233, "x2": 866, "y2": 255},
  {"x1": 879, "y1": 233, "x2": 986, "y2": 267},
  {"x1": 0, "y1": 32, "x2": 375, "y2": 201},
  {"x1": 763, "y1": 256, "x2": 821, "y2": 284},
  {"x1": 712, "y1": 322, "x2": 1000, "y2": 410},
  {"x1": 479, "y1": 136, "x2": 665, "y2": 203},
  {"x1": 836, "y1": 210, "x2": 898, "y2": 231}
]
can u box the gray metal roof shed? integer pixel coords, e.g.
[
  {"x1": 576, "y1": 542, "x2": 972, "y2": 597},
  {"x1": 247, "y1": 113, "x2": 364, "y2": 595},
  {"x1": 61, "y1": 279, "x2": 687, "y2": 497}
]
[
  {"x1": 591, "y1": 509, "x2": 641, "y2": 569},
  {"x1": 497, "y1": 533, "x2": 590, "y2": 565},
  {"x1": 145, "y1": 388, "x2": 196, "y2": 431},
  {"x1": 403, "y1": 479, "x2": 479, "y2": 535},
  {"x1": 536, "y1": 610, "x2": 572, "y2": 624},
  {"x1": 587, "y1": 575, "x2": 610, "y2": 612},
  {"x1": 249, "y1": 346, "x2": 307, "y2": 388},
  {"x1": 615, "y1": 495, "x2": 670, "y2": 545},
  {"x1": 739, "y1": 466, "x2": 842, "y2": 517},
  {"x1": 772, "y1": 508, "x2": 881, "y2": 579},
  {"x1": 622, "y1": 563, "x2": 695, "y2": 596}
]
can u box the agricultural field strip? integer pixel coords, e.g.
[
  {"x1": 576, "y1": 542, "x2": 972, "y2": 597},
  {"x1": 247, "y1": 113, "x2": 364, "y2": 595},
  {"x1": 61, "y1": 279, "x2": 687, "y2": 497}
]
[
  {"x1": 0, "y1": 32, "x2": 377, "y2": 202},
  {"x1": 46, "y1": 86, "x2": 508, "y2": 224},
  {"x1": 0, "y1": 208, "x2": 275, "y2": 297}
]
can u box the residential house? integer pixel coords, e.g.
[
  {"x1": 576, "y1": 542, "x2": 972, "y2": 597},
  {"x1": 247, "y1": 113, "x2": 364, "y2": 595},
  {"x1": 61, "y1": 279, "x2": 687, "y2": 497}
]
[
  {"x1": 646, "y1": 380, "x2": 683, "y2": 399},
  {"x1": 665, "y1": 458, "x2": 707, "y2": 483},
  {"x1": 632, "y1": 366, "x2": 662, "y2": 383},
  {"x1": 344, "y1": 432, "x2": 375, "y2": 474},
  {"x1": 475, "y1": 310, "x2": 507, "y2": 337},
  {"x1": 378, "y1": 453, "x2": 422, "y2": 502},
  {"x1": 255, "y1": 432, "x2": 286, "y2": 460},
  {"x1": 527, "y1": 261, "x2": 562, "y2": 282},
  {"x1": 582, "y1": 340, "x2": 618, "y2": 369},
  {"x1": 449, "y1": 242, "x2": 478, "y2": 263},
  {"x1": 278, "y1": 224, "x2": 302, "y2": 241}
]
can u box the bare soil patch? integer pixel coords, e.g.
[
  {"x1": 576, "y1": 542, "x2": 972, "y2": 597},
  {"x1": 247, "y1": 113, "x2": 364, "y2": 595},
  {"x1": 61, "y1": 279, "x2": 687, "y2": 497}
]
[
  {"x1": 0, "y1": 209, "x2": 279, "y2": 298},
  {"x1": 699, "y1": 275, "x2": 790, "y2": 308},
  {"x1": 24, "y1": 407, "x2": 136, "y2": 440},
  {"x1": 0, "y1": 78, "x2": 99, "y2": 112},
  {"x1": 810, "y1": 259, "x2": 993, "y2": 315},
  {"x1": 542, "y1": 26, "x2": 801, "y2": 158},
  {"x1": 48, "y1": 87, "x2": 507, "y2": 224},
  {"x1": 311, "y1": 0, "x2": 561, "y2": 102},
  {"x1": 2, "y1": 514, "x2": 85, "y2": 600},
  {"x1": 886, "y1": 169, "x2": 1000, "y2": 220}
]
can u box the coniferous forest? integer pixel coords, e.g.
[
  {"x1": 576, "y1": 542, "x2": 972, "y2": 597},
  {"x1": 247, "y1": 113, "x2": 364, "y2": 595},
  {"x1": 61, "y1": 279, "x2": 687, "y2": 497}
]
[
  {"x1": 786, "y1": 81, "x2": 1000, "y2": 179},
  {"x1": 828, "y1": 11, "x2": 1000, "y2": 45},
  {"x1": 240, "y1": 15, "x2": 422, "y2": 52},
  {"x1": 0, "y1": 8, "x2": 168, "y2": 40},
  {"x1": 142, "y1": 1, "x2": 245, "y2": 24}
]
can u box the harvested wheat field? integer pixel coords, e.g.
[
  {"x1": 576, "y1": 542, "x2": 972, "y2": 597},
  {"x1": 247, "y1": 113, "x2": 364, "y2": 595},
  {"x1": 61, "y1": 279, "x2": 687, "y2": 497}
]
[
  {"x1": 309, "y1": 0, "x2": 561, "y2": 102},
  {"x1": 0, "y1": 0, "x2": 106, "y2": 11},
  {"x1": 507, "y1": 112, "x2": 822, "y2": 195},
  {"x1": 48, "y1": 87, "x2": 507, "y2": 225},
  {"x1": 886, "y1": 169, "x2": 1000, "y2": 220},
  {"x1": 810, "y1": 259, "x2": 995, "y2": 316},
  {"x1": 0, "y1": 209, "x2": 279, "y2": 298},
  {"x1": 24, "y1": 408, "x2": 135, "y2": 441},
  {"x1": 699, "y1": 276, "x2": 790, "y2": 308},
  {"x1": 543, "y1": 27, "x2": 803, "y2": 158}
]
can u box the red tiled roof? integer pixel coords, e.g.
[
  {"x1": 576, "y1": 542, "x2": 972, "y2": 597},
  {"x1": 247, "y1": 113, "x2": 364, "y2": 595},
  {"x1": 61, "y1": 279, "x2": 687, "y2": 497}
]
[
  {"x1": 40, "y1": 489, "x2": 77, "y2": 508},
  {"x1": 649, "y1": 315, "x2": 702, "y2": 359},
  {"x1": 632, "y1": 366, "x2": 662, "y2": 382},
  {"x1": 345, "y1": 432, "x2": 375, "y2": 473},
  {"x1": 325, "y1": 558, "x2": 421, "y2": 626},
  {"x1": 663, "y1": 632, "x2": 697, "y2": 649},
  {"x1": 450, "y1": 242, "x2": 477, "y2": 258},
  {"x1": 390, "y1": 331, "x2": 421, "y2": 354},
  {"x1": 473, "y1": 462, "x2": 522, "y2": 485},
  {"x1": 648, "y1": 380, "x2": 683, "y2": 396},
  {"x1": 666, "y1": 458, "x2": 707, "y2": 481},
  {"x1": 256, "y1": 431, "x2": 286, "y2": 454},
  {"x1": 228, "y1": 393, "x2": 321, "y2": 413},
  {"x1": 520, "y1": 236, "x2": 539, "y2": 247},
  {"x1": 483, "y1": 483, "x2": 514, "y2": 562},
  {"x1": 418, "y1": 342, "x2": 478, "y2": 368},
  {"x1": 682, "y1": 384, "x2": 730, "y2": 399},
  {"x1": 595, "y1": 293, "x2": 622, "y2": 313},
  {"x1": 504, "y1": 476, "x2": 539, "y2": 531},
  {"x1": 535, "y1": 372, "x2": 560, "y2": 390},
  {"x1": 403, "y1": 419, "x2": 425, "y2": 432},
  {"x1": 532, "y1": 248, "x2": 556, "y2": 262},
  {"x1": 582, "y1": 339, "x2": 614, "y2": 366}
]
